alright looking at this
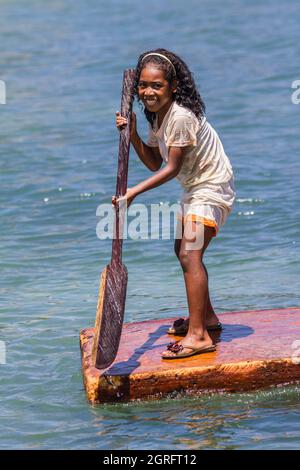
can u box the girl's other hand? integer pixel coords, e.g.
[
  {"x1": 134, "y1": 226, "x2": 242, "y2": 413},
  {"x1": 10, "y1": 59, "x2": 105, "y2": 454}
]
[
  {"x1": 112, "y1": 187, "x2": 137, "y2": 209},
  {"x1": 115, "y1": 111, "x2": 127, "y2": 131},
  {"x1": 115, "y1": 111, "x2": 137, "y2": 139}
]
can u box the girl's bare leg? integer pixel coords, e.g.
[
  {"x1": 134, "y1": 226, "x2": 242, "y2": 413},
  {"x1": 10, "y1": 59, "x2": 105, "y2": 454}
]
[
  {"x1": 163, "y1": 220, "x2": 216, "y2": 357},
  {"x1": 202, "y1": 263, "x2": 220, "y2": 326},
  {"x1": 174, "y1": 222, "x2": 219, "y2": 328}
]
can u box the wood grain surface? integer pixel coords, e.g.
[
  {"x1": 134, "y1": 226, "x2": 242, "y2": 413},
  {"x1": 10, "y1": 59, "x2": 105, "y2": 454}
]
[{"x1": 81, "y1": 308, "x2": 300, "y2": 403}]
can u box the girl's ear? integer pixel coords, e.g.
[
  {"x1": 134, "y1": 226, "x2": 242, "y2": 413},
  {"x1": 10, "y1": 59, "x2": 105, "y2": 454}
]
[{"x1": 172, "y1": 79, "x2": 178, "y2": 93}]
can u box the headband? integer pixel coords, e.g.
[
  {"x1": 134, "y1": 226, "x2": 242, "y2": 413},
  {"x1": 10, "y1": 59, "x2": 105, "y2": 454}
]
[{"x1": 141, "y1": 53, "x2": 177, "y2": 77}]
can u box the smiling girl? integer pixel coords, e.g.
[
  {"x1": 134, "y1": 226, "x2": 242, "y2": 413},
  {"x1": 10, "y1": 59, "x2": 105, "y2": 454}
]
[{"x1": 113, "y1": 49, "x2": 235, "y2": 359}]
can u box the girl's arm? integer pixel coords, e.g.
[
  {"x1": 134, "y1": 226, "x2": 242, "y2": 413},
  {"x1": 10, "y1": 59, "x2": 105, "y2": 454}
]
[
  {"x1": 131, "y1": 133, "x2": 162, "y2": 172},
  {"x1": 116, "y1": 111, "x2": 163, "y2": 172},
  {"x1": 112, "y1": 146, "x2": 188, "y2": 207}
]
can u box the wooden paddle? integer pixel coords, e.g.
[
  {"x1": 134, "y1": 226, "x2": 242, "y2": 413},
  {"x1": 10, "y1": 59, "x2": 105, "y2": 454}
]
[{"x1": 92, "y1": 69, "x2": 135, "y2": 370}]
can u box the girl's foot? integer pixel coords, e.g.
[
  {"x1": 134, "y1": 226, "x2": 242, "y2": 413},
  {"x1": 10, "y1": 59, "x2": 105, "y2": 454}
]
[
  {"x1": 162, "y1": 335, "x2": 216, "y2": 359},
  {"x1": 206, "y1": 310, "x2": 220, "y2": 328},
  {"x1": 167, "y1": 316, "x2": 222, "y2": 335},
  {"x1": 167, "y1": 317, "x2": 189, "y2": 335}
]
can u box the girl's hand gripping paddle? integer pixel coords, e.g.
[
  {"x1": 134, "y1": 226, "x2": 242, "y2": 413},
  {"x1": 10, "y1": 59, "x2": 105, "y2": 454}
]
[{"x1": 92, "y1": 69, "x2": 135, "y2": 369}]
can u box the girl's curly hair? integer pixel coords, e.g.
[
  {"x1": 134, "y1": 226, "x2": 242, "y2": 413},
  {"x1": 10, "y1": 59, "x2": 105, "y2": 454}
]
[{"x1": 134, "y1": 48, "x2": 206, "y2": 127}]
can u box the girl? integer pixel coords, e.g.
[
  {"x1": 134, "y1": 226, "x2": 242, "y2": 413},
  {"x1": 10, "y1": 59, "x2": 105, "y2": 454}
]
[{"x1": 113, "y1": 48, "x2": 235, "y2": 359}]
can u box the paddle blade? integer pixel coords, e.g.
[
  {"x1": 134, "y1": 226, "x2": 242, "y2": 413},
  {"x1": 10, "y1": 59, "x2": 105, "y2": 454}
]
[{"x1": 92, "y1": 263, "x2": 128, "y2": 369}]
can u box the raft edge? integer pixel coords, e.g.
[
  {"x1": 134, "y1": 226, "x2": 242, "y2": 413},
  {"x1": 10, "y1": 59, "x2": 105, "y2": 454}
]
[{"x1": 80, "y1": 327, "x2": 300, "y2": 404}]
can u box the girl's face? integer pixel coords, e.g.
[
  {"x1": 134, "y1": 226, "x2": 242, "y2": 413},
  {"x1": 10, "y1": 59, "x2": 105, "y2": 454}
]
[{"x1": 137, "y1": 65, "x2": 176, "y2": 115}]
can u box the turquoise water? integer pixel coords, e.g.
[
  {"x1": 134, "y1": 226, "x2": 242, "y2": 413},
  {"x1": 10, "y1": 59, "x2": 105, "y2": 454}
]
[{"x1": 1, "y1": 0, "x2": 300, "y2": 450}]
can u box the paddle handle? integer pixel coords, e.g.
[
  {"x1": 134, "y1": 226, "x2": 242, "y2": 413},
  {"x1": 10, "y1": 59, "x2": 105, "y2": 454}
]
[{"x1": 112, "y1": 69, "x2": 135, "y2": 265}]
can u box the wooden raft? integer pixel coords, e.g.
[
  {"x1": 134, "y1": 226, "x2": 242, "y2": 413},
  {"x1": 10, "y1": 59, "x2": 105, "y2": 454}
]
[{"x1": 80, "y1": 308, "x2": 300, "y2": 403}]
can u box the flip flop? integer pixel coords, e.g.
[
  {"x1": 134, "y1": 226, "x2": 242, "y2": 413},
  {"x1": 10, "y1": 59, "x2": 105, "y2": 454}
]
[
  {"x1": 161, "y1": 341, "x2": 216, "y2": 359},
  {"x1": 207, "y1": 321, "x2": 223, "y2": 331},
  {"x1": 167, "y1": 317, "x2": 187, "y2": 335},
  {"x1": 167, "y1": 318, "x2": 222, "y2": 335}
]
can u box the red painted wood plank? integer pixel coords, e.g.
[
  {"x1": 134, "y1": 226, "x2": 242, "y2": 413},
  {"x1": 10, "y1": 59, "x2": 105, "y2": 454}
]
[{"x1": 80, "y1": 308, "x2": 300, "y2": 403}]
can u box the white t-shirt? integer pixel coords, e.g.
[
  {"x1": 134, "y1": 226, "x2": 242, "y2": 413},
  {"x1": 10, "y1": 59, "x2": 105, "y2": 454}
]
[{"x1": 147, "y1": 101, "x2": 234, "y2": 191}]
